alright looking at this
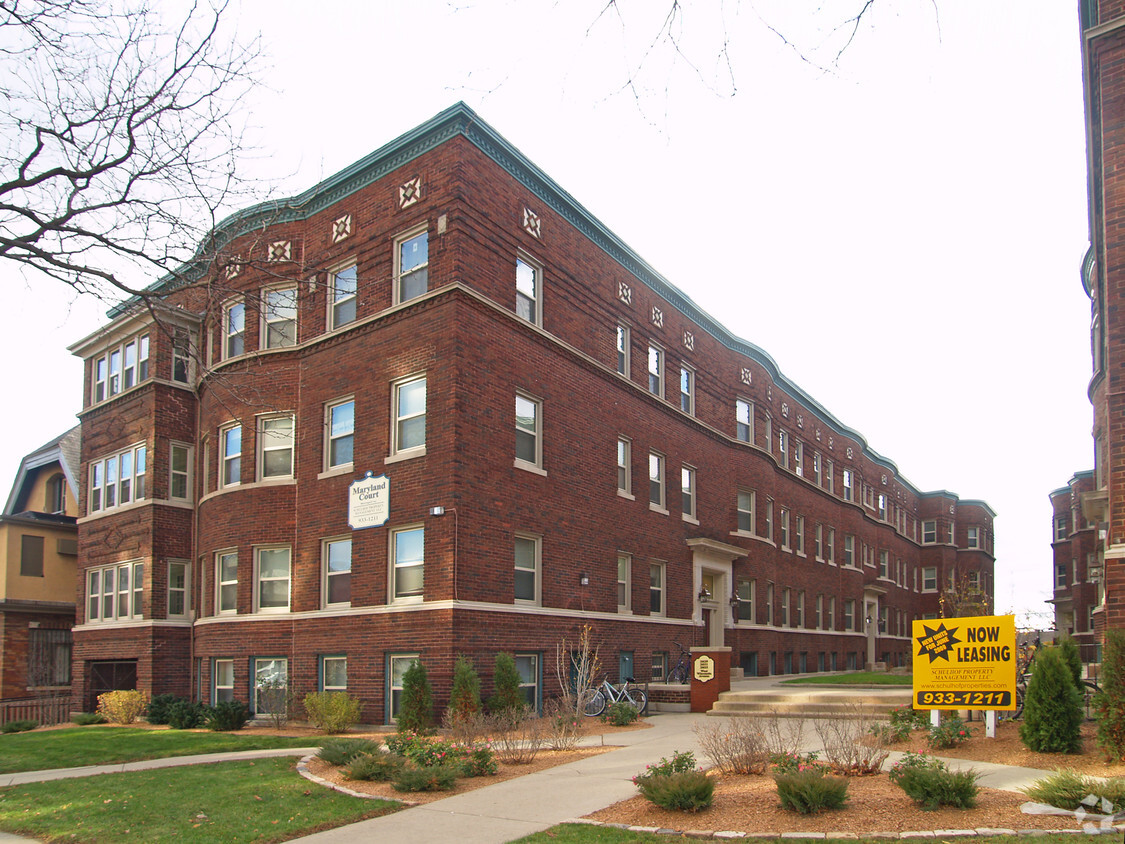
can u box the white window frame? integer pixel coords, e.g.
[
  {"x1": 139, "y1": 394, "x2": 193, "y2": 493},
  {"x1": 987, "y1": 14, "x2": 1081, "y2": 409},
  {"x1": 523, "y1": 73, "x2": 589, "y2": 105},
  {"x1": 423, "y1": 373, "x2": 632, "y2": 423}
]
[
  {"x1": 779, "y1": 507, "x2": 790, "y2": 550},
  {"x1": 168, "y1": 559, "x2": 189, "y2": 619},
  {"x1": 391, "y1": 375, "x2": 427, "y2": 457},
  {"x1": 781, "y1": 588, "x2": 790, "y2": 626},
  {"x1": 389, "y1": 654, "x2": 420, "y2": 721},
  {"x1": 813, "y1": 452, "x2": 822, "y2": 486},
  {"x1": 1055, "y1": 515, "x2": 1068, "y2": 542},
  {"x1": 844, "y1": 598, "x2": 856, "y2": 632},
  {"x1": 877, "y1": 493, "x2": 887, "y2": 521},
  {"x1": 649, "y1": 562, "x2": 665, "y2": 616},
  {"x1": 844, "y1": 535, "x2": 855, "y2": 567},
  {"x1": 219, "y1": 423, "x2": 242, "y2": 488},
  {"x1": 923, "y1": 566, "x2": 938, "y2": 592},
  {"x1": 736, "y1": 399, "x2": 753, "y2": 443},
  {"x1": 394, "y1": 225, "x2": 429, "y2": 304},
  {"x1": 323, "y1": 537, "x2": 352, "y2": 607},
  {"x1": 515, "y1": 392, "x2": 543, "y2": 471},
  {"x1": 514, "y1": 533, "x2": 541, "y2": 605},
  {"x1": 216, "y1": 549, "x2": 238, "y2": 615},
  {"x1": 85, "y1": 561, "x2": 144, "y2": 623},
  {"x1": 737, "y1": 579, "x2": 755, "y2": 624},
  {"x1": 647, "y1": 343, "x2": 664, "y2": 397},
  {"x1": 922, "y1": 520, "x2": 937, "y2": 544},
  {"x1": 91, "y1": 332, "x2": 151, "y2": 404},
  {"x1": 681, "y1": 464, "x2": 696, "y2": 521},
  {"x1": 88, "y1": 443, "x2": 147, "y2": 514},
  {"x1": 261, "y1": 286, "x2": 297, "y2": 350},
  {"x1": 816, "y1": 594, "x2": 824, "y2": 630},
  {"x1": 616, "y1": 324, "x2": 631, "y2": 376},
  {"x1": 254, "y1": 545, "x2": 291, "y2": 613},
  {"x1": 321, "y1": 656, "x2": 347, "y2": 692},
  {"x1": 826, "y1": 528, "x2": 836, "y2": 564},
  {"x1": 617, "y1": 437, "x2": 632, "y2": 497},
  {"x1": 828, "y1": 596, "x2": 836, "y2": 630},
  {"x1": 253, "y1": 657, "x2": 288, "y2": 716},
  {"x1": 679, "y1": 365, "x2": 694, "y2": 415},
  {"x1": 794, "y1": 441, "x2": 804, "y2": 477},
  {"x1": 765, "y1": 499, "x2": 774, "y2": 542},
  {"x1": 736, "y1": 489, "x2": 754, "y2": 534},
  {"x1": 617, "y1": 553, "x2": 631, "y2": 612},
  {"x1": 223, "y1": 299, "x2": 245, "y2": 359},
  {"x1": 766, "y1": 582, "x2": 774, "y2": 626},
  {"x1": 778, "y1": 430, "x2": 789, "y2": 469},
  {"x1": 325, "y1": 398, "x2": 355, "y2": 472},
  {"x1": 170, "y1": 442, "x2": 192, "y2": 502},
  {"x1": 328, "y1": 262, "x2": 358, "y2": 330},
  {"x1": 257, "y1": 414, "x2": 295, "y2": 481},
  {"x1": 879, "y1": 550, "x2": 889, "y2": 579},
  {"x1": 515, "y1": 253, "x2": 542, "y2": 325},
  {"x1": 815, "y1": 524, "x2": 823, "y2": 560},
  {"x1": 842, "y1": 468, "x2": 854, "y2": 501},
  {"x1": 967, "y1": 526, "x2": 980, "y2": 549},
  {"x1": 171, "y1": 330, "x2": 190, "y2": 383},
  {"x1": 795, "y1": 515, "x2": 804, "y2": 555},
  {"x1": 390, "y1": 525, "x2": 425, "y2": 602},
  {"x1": 213, "y1": 658, "x2": 234, "y2": 704},
  {"x1": 649, "y1": 451, "x2": 666, "y2": 511}
]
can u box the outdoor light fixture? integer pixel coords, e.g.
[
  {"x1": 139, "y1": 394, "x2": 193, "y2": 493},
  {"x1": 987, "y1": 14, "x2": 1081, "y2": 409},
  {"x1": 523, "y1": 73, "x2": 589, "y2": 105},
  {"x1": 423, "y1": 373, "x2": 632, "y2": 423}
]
[
  {"x1": 729, "y1": 593, "x2": 739, "y2": 609},
  {"x1": 429, "y1": 506, "x2": 445, "y2": 516},
  {"x1": 579, "y1": 572, "x2": 590, "y2": 586},
  {"x1": 698, "y1": 586, "x2": 711, "y2": 602}
]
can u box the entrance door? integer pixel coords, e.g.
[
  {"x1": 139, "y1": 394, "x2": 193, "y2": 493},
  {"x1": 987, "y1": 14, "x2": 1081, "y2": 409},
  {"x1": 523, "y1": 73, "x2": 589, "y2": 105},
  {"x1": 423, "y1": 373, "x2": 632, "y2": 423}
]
[{"x1": 87, "y1": 660, "x2": 137, "y2": 711}]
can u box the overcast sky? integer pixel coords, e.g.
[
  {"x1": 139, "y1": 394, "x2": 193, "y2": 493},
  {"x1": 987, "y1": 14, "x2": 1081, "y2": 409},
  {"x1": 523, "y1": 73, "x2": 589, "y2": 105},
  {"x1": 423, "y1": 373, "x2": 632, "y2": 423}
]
[{"x1": 0, "y1": 1, "x2": 1090, "y2": 627}]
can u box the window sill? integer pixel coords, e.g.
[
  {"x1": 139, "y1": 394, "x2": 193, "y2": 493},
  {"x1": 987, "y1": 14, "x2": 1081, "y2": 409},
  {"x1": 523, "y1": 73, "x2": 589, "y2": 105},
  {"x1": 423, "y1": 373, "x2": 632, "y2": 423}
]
[
  {"x1": 318, "y1": 465, "x2": 354, "y2": 480},
  {"x1": 730, "y1": 530, "x2": 756, "y2": 539},
  {"x1": 649, "y1": 503, "x2": 668, "y2": 515},
  {"x1": 386, "y1": 448, "x2": 426, "y2": 465},
  {"x1": 617, "y1": 608, "x2": 633, "y2": 616},
  {"x1": 617, "y1": 490, "x2": 635, "y2": 501},
  {"x1": 796, "y1": 551, "x2": 807, "y2": 559},
  {"x1": 682, "y1": 514, "x2": 699, "y2": 525},
  {"x1": 253, "y1": 608, "x2": 291, "y2": 615},
  {"x1": 256, "y1": 475, "x2": 297, "y2": 486},
  {"x1": 514, "y1": 460, "x2": 547, "y2": 476}
]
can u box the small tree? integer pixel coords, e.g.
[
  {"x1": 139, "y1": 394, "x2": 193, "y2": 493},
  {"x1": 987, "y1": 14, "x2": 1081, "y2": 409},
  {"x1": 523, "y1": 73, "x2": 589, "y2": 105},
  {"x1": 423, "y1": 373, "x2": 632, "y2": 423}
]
[
  {"x1": 448, "y1": 655, "x2": 482, "y2": 723},
  {"x1": 489, "y1": 652, "x2": 525, "y2": 713},
  {"x1": 397, "y1": 660, "x2": 433, "y2": 734},
  {"x1": 1058, "y1": 635, "x2": 1083, "y2": 687},
  {"x1": 555, "y1": 623, "x2": 602, "y2": 716},
  {"x1": 1096, "y1": 628, "x2": 1125, "y2": 760},
  {"x1": 1020, "y1": 645, "x2": 1082, "y2": 753}
]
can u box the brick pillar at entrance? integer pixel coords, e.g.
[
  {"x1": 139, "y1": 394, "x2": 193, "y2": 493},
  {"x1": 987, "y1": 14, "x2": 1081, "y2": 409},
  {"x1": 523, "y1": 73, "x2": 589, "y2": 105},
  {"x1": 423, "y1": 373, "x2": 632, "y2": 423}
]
[{"x1": 689, "y1": 646, "x2": 731, "y2": 713}]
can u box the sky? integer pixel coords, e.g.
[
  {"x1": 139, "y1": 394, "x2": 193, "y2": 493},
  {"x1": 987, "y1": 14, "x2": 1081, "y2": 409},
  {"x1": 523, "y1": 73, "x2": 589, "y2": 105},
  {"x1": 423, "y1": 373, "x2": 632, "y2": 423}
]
[{"x1": 0, "y1": 1, "x2": 1091, "y2": 627}]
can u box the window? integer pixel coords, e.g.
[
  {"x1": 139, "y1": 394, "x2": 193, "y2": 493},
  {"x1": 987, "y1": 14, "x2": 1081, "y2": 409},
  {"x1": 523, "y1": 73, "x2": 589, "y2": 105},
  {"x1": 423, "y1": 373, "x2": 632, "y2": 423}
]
[
  {"x1": 948, "y1": 522, "x2": 955, "y2": 544},
  {"x1": 91, "y1": 333, "x2": 151, "y2": 403},
  {"x1": 86, "y1": 561, "x2": 143, "y2": 622},
  {"x1": 877, "y1": 494, "x2": 887, "y2": 521},
  {"x1": 828, "y1": 597, "x2": 836, "y2": 630},
  {"x1": 844, "y1": 599, "x2": 855, "y2": 631},
  {"x1": 220, "y1": 424, "x2": 241, "y2": 487},
  {"x1": 94, "y1": 356, "x2": 107, "y2": 402},
  {"x1": 514, "y1": 534, "x2": 540, "y2": 604},
  {"x1": 781, "y1": 588, "x2": 790, "y2": 626},
  {"x1": 797, "y1": 591, "x2": 805, "y2": 627},
  {"x1": 813, "y1": 452, "x2": 822, "y2": 485},
  {"x1": 515, "y1": 653, "x2": 540, "y2": 710},
  {"x1": 765, "y1": 499, "x2": 774, "y2": 542},
  {"x1": 45, "y1": 473, "x2": 66, "y2": 514},
  {"x1": 615, "y1": 324, "x2": 631, "y2": 376},
  {"x1": 967, "y1": 526, "x2": 980, "y2": 549},
  {"x1": 253, "y1": 657, "x2": 288, "y2": 715},
  {"x1": 616, "y1": 437, "x2": 631, "y2": 495},
  {"x1": 170, "y1": 443, "x2": 192, "y2": 501},
  {"x1": 815, "y1": 524, "x2": 823, "y2": 560},
  {"x1": 223, "y1": 300, "x2": 245, "y2": 358},
  {"x1": 1055, "y1": 515, "x2": 1068, "y2": 542},
  {"x1": 20, "y1": 535, "x2": 43, "y2": 577},
  {"x1": 329, "y1": 264, "x2": 358, "y2": 329},
  {"x1": 88, "y1": 444, "x2": 147, "y2": 513},
  {"x1": 736, "y1": 399, "x2": 752, "y2": 443},
  {"x1": 737, "y1": 579, "x2": 755, "y2": 623},
  {"x1": 516, "y1": 255, "x2": 541, "y2": 324},
  {"x1": 216, "y1": 550, "x2": 238, "y2": 614},
  {"x1": 779, "y1": 507, "x2": 790, "y2": 549},
  {"x1": 515, "y1": 393, "x2": 542, "y2": 470},
  {"x1": 389, "y1": 655, "x2": 420, "y2": 720},
  {"x1": 1055, "y1": 563, "x2": 1067, "y2": 589},
  {"x1": 778, "y1": 430, "x2": 789, "y2": 469},
  {"x1": 392, "y1": 526, "x2": 424, "y2": 600},
  {"x1": 737, "y1": 489, "x2": 754, "y2": 533},
  {"x1": 842, "y1": 469, "x2": 853, "y2": 501},
  {"x1": 681, "y1": 465, "x2": 696, "y2": 519},
  {"x1": 168, "y1": 560, "x2": 189, "y2": 618},
  {"x1": 651, "y1": 652, "x2": 667, "y2": 682},
  {"x1": 649, "y1": 452, "x2": 665, "y2": 510},
  {"x1": 213, "y1": 659, "x2": 234, "y2": 703},
  {"x1": 258, "y1": 415, "x2": 294, "y2": 480},
  {"x1": 794, "y1": 442, "x2": 804, "y2": 477},
  {"x1": 172, "y1": 330, "x2": 190, "y2": 383},
  {"x1": 826, "y1": 528, "x2": 836, "y2": 564},
  {"x1": 765, "y1": 583, "x2": 774, "y2": 625},
  {"x1": 922, "y1": 520, "x2": 937, "y2": 544},
  {"x1": 395, "y1": 227, "x2": 428, "y2": 302},
  {"x1": 843, "y1": 535, "x2": 855, "y2": 567},
  {"x1": 793, "y1": 515, "x2": 804, "y2": 554},
  {"x1": 816, "y1": 594, "x2": 823, "y2": 629},
  {"x1": 324, "y1": 538, "x2": 351, "y2": 606},
  {"x1": 321, "y1": 656, "x2": 347, "y2": 692},
  {"x1": 826, "y1": 459, "x2": 834, "y2": 493},
  {"x1": 326, "y1": 399, "x2": 355, "y2": 470},
  {"x1": 679, "y1": 366, "x2": 694, "y2": 414},
  {"x1": 649, "y1": 563, "x2": 665, "y2": 615},
  {"x1": 393, "y1": 376, "x2": 427, "y2": 455},
  {"x1": 923, "y1": 566, "x2": 937, "y2": 591},
  {"x1": 255, "y1": 546, "x2": 290, "y2": 612},
  {"x1": 262, "y1": 287, "x2": 297, "y2": 349},
  {"x1": 617, "y1": 553, "x2": 631, "y2": 612},
  {"x1": 27, "y1": 628, "x2": 70, "y2": 687},
  {"x1": 879, "y1": 550, "x2": 889, "y2": 579},
  {"x1": 647, "y1": 344, "x2": 663, "y2": 397}
]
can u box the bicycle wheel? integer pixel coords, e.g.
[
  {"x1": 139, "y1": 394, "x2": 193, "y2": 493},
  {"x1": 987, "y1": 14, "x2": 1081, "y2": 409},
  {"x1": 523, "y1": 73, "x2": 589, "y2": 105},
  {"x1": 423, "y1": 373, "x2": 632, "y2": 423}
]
[
  {"x1": 668, "y1": 664, "x2": 688, "y2": 685},
  {"x1": 626, "y1": 688, "x2": 647, "y2": 715},
  {"x1": 580, "y1": 688, "x2": 606, "y2": 717}
]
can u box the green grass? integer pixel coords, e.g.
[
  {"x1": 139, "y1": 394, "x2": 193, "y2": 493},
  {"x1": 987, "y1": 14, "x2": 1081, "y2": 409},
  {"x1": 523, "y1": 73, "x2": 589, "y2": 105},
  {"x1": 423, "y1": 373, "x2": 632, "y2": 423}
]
[
  {"x1": 0, "y1": 757, "x2": 396, "y2": 843},
  {"x1": 512, "y1": 827, "x2": 1071, "y2": 844},
  {"x1": 780, "y1": 671, "x2": 912, "y2": 686},
  {"x1": 0, "y1": 727, "x2": 317, "y2": 774}
]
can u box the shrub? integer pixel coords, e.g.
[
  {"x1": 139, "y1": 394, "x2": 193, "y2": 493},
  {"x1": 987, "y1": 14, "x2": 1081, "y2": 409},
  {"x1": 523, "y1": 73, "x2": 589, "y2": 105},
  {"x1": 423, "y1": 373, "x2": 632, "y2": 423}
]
[
  {"x1": 927, "y1": 714, "x2": 971, "y2": 750},
  {"x1": 206, "y1": 700, "x2": 249, "y2": 731},
  {"x1": 1023, "y1": 769, "x2": 1125, "y2": 814},
  {"x1": 488, "y1": 652, "x2": 524, "y2": 714},
  {"x1": 97, "y1": 689, "x2": 149, "y2": 724},
  {"x1": 816, "y1": 705, "x2": 889, "y2": 775},
  {"x1": 544, "y1": 698, "x2": 582, "y2": 751},
  {"x1": 1096, "y1": 628, "x2": 1125, "y2": 760},
  {"x1": 255, "y1": 678, "x2": 295, "y2": 729},
  {"x1": 303, "y1": 691, "x2": 362, "y2": 734},
  {"x1": 603, "y1": 701, "x2": 639, "y2": 726},
  {"x1": 774, "y1": 768, "x2": 848, "y2": 814},
  {"x1": 346, "y1": 751, "x2": 405, "y2": 782},
  {"x1": 770, "y1": 750, "x2": 820, "y2": 775},
  {"x1": 893, "y1": 762, "x2": 980, "y2": 810},
  {"x1": 1058, "y1": 635, "x2": 1083, "y2": 687},
  {"x1": 392, "y1": 763, "x2": 459, "y2": 792},
  {"x1": 694, "y1": 717, "x2": 771, "y2": 775},
  {"x1": 459, "y1": 745, "x2": 497, "y2": 777},
  {"x1": 397, "y1": 660, "x2": 433, "y2": 734},
  {"x1": 636, "y1": 770, "x2": 714, "y2": 812},
  {"x1": 634, "y1": 750, "x2": 698, "y2": 780},
  {"x1": 317, "y1": 738, "x2": 380, "y2": 767},
  {"x1": 71, "y1": 712, "x2": 106, "y2": 726},
  {"x1": 874, "y1": 704, "x2": 928, "y2": 743},
  {"x1": 447, "y1": 655, "x2": 482, "y2": 725},
  {"x1": 888, "y1": 752, "x2": 945, "y2": 787},
  {"x1": 167, "y1": 699, "x2": 207, "y2": 729},
  {"x1": 145, "y1": 693, "x2": 181, "y2": 725},
  {"x1": 1, "y1": 719, "x2": 38, "y2": 733},
  {"x1": 441, "y1": 707, "x2": 489, "y2": 745},
  {"x1": 1021, "y1": 645, "x2": 1082, "y2": 753},
  {"x1": 487, "y1": 707, "x2": 542, "y2": 764}
]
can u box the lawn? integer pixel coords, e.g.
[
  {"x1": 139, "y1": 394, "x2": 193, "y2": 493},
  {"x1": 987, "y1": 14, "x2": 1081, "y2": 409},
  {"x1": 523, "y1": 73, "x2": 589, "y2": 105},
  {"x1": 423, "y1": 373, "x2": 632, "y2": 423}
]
[
  {"x1": 780, "y1": 671, "x2": 912, "y2": 686},
  {"x1": 0, "y1": 727, "x2": 317, "y2": 774},
  {"x1": 0, "y1": 757, "x2": 396, "y2": 843},
  {"x1": 512, "y1": 827, "x2": 1067, "y2": 844}
]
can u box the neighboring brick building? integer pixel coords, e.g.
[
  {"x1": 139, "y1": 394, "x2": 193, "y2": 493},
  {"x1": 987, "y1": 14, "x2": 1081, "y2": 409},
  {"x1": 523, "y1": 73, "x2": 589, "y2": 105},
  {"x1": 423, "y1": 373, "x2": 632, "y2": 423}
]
[
  {"x1": 67, "y1": 104, "x2": 995, "y2": 722},
  {"x1": 1049, "y1": 472, "x2": 1100, "y2": 656},
  {"x1": 0, "y1": 427, "x2": 79, "y2": 700}
]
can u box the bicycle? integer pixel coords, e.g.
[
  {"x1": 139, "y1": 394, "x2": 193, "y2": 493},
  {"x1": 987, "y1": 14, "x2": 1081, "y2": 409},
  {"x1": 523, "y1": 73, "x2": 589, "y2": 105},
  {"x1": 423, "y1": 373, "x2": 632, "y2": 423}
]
[
  {"x1": 666, "y1": 641, "x2": 691, "y2": 685},
  {"x1": 579, "y1": 676, "x2": 648, "y2": 716}
]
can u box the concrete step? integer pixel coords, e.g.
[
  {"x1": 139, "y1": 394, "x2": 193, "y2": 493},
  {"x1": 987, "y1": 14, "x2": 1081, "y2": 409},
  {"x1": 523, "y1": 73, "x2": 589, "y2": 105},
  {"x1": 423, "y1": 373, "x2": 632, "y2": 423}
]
[{"x1": 707, "y1": 685, "x2": 912, "y2": 719}]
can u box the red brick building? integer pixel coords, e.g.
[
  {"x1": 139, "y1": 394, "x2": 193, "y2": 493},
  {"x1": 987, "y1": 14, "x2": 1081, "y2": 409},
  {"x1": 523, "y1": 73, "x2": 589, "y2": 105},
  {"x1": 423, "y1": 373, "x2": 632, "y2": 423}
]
[
  {"x1": 1048, "y1": 471, "x2": 1100, "y2": 656},
  {"x1": 68, "y1": 104, "x2": 995, "y2": 721}
]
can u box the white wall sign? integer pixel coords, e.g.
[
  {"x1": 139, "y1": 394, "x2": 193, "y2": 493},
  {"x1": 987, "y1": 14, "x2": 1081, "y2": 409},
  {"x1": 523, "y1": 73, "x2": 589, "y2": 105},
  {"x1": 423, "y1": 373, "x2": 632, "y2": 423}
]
[{"x1": 349, "y1": 472, "x2": 389, "y2": 529}]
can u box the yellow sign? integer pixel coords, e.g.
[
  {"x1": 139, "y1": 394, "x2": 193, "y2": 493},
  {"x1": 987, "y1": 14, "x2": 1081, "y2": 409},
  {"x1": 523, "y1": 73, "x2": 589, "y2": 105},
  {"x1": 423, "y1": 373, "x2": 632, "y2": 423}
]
[
  {"x1": 912, "y1": 614, "x2": 1016, "y2": 710},
  {"x1": 693, "y1": 655, "x2": 714, "y2": 683}
]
